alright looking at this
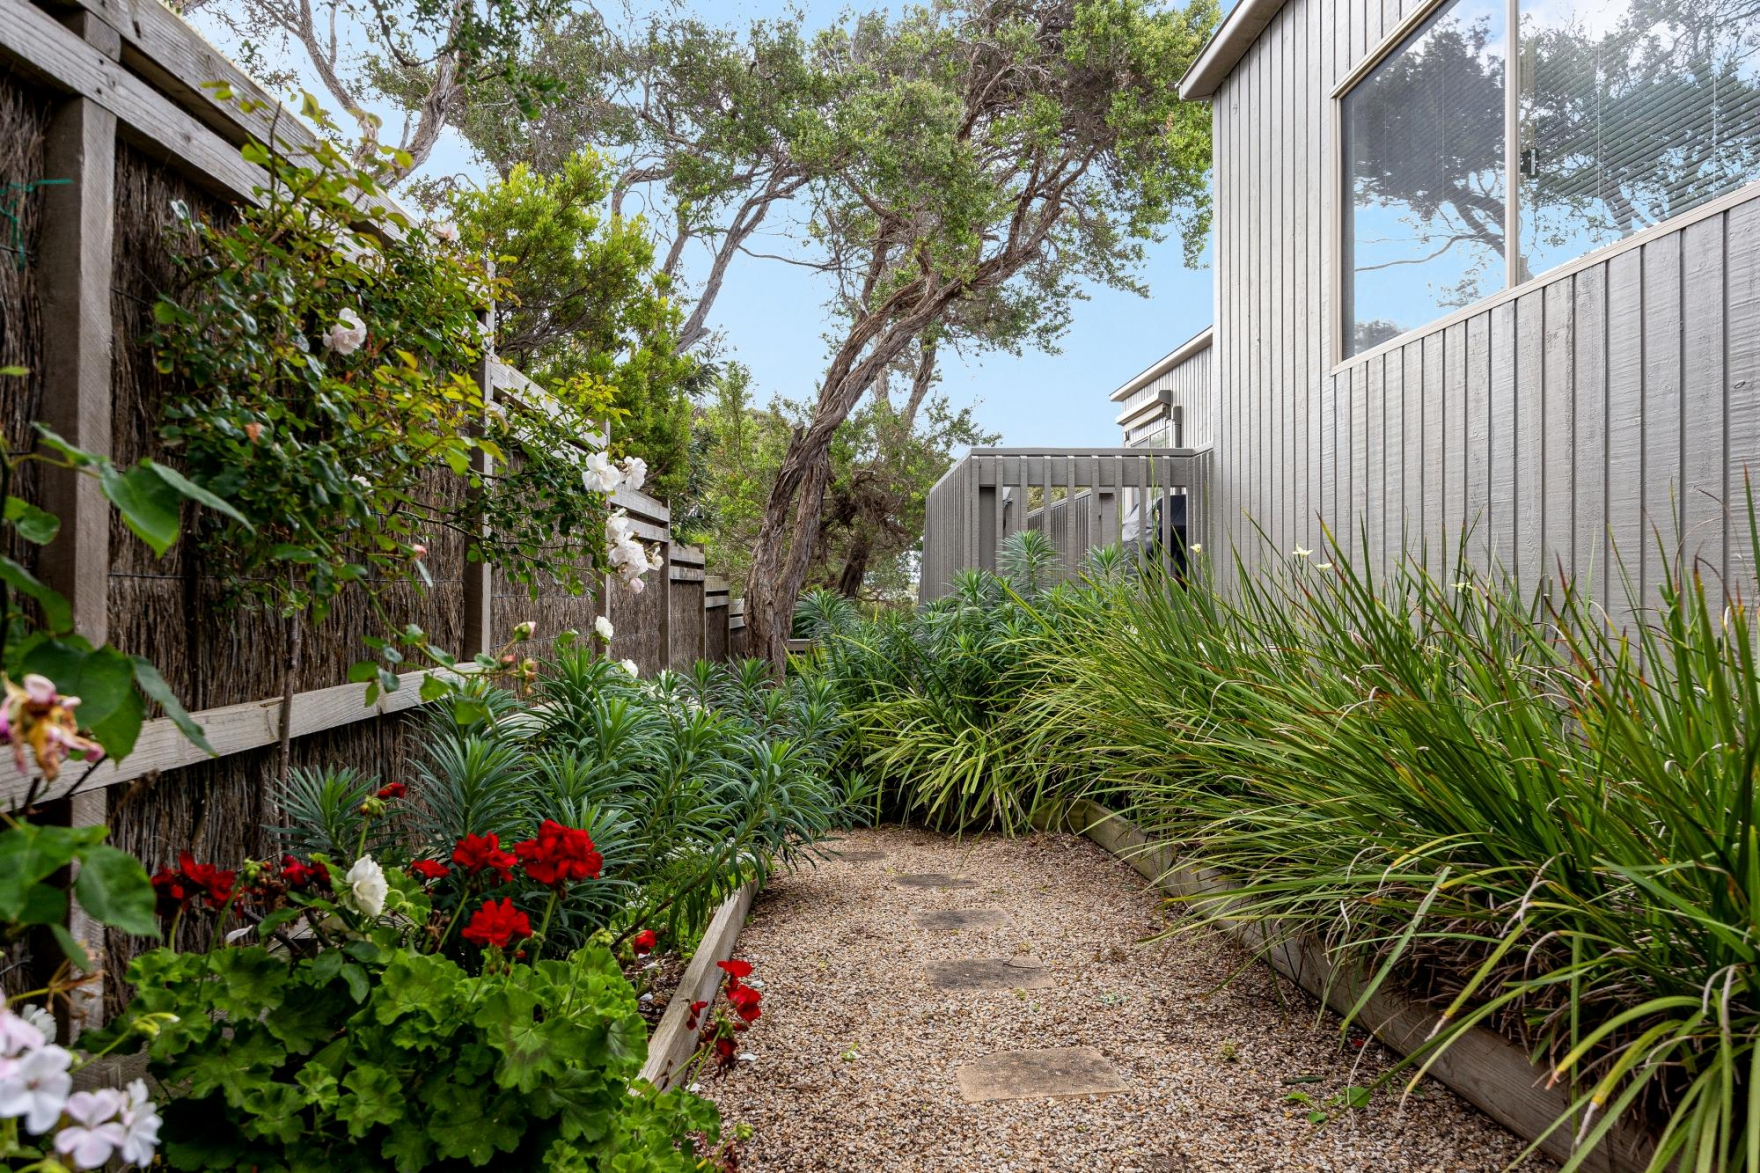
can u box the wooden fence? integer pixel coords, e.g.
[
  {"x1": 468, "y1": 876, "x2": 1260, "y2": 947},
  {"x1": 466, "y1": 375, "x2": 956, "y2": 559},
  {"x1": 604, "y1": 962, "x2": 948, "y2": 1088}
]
[{"x1": 0, "y1": 0, "x2": 748, "y2": 1013}]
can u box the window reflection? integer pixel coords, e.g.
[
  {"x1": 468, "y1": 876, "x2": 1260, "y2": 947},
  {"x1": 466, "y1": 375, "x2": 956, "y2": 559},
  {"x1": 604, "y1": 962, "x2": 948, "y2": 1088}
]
[{"x1": 1344, "y1": 0, "x2": 1508, "y2": 357}]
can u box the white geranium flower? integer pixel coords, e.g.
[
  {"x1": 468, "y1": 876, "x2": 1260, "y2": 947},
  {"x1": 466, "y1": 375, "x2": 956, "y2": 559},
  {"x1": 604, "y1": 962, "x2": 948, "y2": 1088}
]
[
  {"x1": 584, "y1": 451, "x2": 623, "y2": 494},
  {"x1": 0, "y1": 1043, "x2": 72, "y2": 1133},
  {"x1": 594, "y1": 616, "x2": 614, "y2": 642},
  {"x1": 620, "y1": 659, "x2": 639, "y2": 677},
  {"x1": 322, "y1": 307, "x2": 367, "y2": 356},
  {"x1": 343, "y1": 856, "x2": 388, "y2": 919},
  {"x1": 0, "y1": 1008, "x2": 45, "y2": 1058},
  {"x1": 118, "y1": 1080, "x2": 161, "y2": 1167},
  {"x1": 17, "y1": 1006, "x2": 52, "y2": 1045},
  {"x1": 53, "y1": 1088, "x2": 125, "y2": 1169},
  {"x1": 617, "y1": 455, "x2": 648, "y2": 493}
]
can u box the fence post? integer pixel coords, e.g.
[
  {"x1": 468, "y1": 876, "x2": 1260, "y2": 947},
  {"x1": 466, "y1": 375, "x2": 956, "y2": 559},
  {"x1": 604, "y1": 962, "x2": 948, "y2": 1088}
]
[
  {"x1": 37, "y1": 3, "x2": 121, "y2": 1035},
  {"x1": 463, "y1": 259, "x2": 495, "y2": 657}
]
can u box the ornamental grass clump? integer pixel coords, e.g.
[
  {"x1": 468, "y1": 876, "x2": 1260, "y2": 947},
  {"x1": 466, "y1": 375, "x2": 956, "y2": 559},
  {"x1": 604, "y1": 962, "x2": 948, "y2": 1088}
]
[{"x1": 1019, "y1": 516, "x2": 1760, "y2": 1172}]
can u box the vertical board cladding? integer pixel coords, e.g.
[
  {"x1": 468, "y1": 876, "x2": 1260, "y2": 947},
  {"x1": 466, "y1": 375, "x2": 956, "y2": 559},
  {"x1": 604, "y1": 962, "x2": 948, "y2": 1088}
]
[{"x1": 1208, "y1": 0, "x2": 1760, "y2": 621}]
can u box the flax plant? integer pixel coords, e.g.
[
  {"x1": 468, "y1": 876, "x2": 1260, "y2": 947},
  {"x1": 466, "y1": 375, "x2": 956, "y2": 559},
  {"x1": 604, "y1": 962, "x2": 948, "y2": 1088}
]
[{"x1": 1015, "y1": 516, "x2": 1760, "y2": 1172}]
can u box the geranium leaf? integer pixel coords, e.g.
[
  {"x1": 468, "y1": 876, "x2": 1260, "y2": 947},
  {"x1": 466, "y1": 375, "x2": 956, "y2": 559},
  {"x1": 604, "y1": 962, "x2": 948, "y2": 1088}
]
[{"x1": 73, "y1": 844, "x2": 160, "y2": 937}]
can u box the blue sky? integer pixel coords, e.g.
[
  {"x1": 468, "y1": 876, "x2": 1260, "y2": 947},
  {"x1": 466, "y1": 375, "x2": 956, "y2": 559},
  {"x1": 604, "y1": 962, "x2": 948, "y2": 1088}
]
[{"x1": 191, "y1": 1, "x2": 1222, "y2": 449}]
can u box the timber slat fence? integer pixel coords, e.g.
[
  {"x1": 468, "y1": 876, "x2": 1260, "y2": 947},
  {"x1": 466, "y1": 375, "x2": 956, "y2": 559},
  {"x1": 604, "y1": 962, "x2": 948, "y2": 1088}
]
[{"x1": 0, "y1": 0, "x2": 746, "y2": 1010}]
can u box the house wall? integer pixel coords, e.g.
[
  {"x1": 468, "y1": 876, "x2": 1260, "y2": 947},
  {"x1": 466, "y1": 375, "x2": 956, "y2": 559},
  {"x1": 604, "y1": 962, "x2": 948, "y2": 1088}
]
[
  {"x1": 1209, "y1": 0, "x2": 1760, "y2": 617},
  {"x1": 1122, "y1": 342, "x2": 1213, "y2": 449}
]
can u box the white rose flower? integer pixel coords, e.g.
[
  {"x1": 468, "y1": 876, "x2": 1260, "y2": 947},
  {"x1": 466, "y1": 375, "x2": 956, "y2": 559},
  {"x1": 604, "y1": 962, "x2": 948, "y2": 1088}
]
[
  {"x1": 594, "y1": 616, "x2": 614, "y2": 642},
  {"x1": 431, "y1": 220, "x2": 459, "y2": 243},
  {"x1": 322, "y1": 307, "x2": 367, "y2": 356},
  {"x1": 343, "y1": 856, "x2": 388, "y2": 918},
  {"x1": 617, "y1": 455, "x2": 648, "y2": 493},
  {"x1": 628, "y1": 577, "x2": 645, "y2": 595},
  {"x1": 584, "y1": 451, "x2": 623, "y2": 495},
  {"x1": 512, "y1": 620, "x2": 536, "y2": 641},
  {"x1": 620, "y1": 659, "x2": 639, "y2": 677}
]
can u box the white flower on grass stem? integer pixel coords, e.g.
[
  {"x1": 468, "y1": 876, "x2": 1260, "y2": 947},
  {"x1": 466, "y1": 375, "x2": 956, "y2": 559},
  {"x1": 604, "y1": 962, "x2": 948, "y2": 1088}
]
[
  {"x1": 594, "y1": 616, "x2": 614, "y2": 642},
  {"x1": 1190, "y1": 543, "x2": 1202, "y2": 554},
  {"x1": 343, "y1": 856, "x2": 388, "y2": 919},
  {"x1": 1292, "y1": 547, "x2": 1312, "y2": 558},
  {"x1": 118, "y1": 1079, "x2": 161, "y2": 1167},
  {"x1": 322, "y1": 307, "x2": 366, "y2": 356},
  {"x1": 53, "y1": 1088, "x2": 125, "y2": 1169},
  {"x1": 1316, "y1": 562, "x2": 1335, "y2": 572},
  {"x1": 0, "y1": 1043, "x2": 72, "y2": 1133},
  {"x1": 620, "y1": 659, "x2": 639, "y2": 677}
]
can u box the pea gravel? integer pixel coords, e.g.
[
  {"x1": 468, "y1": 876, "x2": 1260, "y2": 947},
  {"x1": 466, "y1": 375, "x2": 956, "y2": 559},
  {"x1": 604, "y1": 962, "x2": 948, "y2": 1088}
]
[{"x1": 701, "y1": 825, "x2": 1550, "y2": 1173}]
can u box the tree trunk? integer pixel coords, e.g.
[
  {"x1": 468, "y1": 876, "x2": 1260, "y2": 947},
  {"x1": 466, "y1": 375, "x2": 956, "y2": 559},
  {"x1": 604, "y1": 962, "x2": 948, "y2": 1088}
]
[{"x1": 836, "y1": 532, "x2": 872, "y2": 599}]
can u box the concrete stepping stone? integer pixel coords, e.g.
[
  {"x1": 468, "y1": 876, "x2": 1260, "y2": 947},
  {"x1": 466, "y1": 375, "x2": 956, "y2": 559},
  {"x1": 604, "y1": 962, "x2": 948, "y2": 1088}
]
[
  {"x1": 926, "y1": 958, "x2": 1053, "y2": 992},
  {"x1": 893, "y1": 873, "x2": 979, "y2": 889},
  {"x1": 956, "y1": 1046, "x2": 1130, "y2": 1103},
  {"x1": 829, "y1": 849, "x2": 887, "y2": 861},
  {"x1": 914, "y1": 908, "x2": 1005, "y2": 930}
]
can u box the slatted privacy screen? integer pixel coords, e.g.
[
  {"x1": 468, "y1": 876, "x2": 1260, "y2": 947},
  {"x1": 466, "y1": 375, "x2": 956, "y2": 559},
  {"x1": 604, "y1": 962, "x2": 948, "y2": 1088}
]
[{"x1": 920, "y1": 448, "x2": 1212, "y2": 603}]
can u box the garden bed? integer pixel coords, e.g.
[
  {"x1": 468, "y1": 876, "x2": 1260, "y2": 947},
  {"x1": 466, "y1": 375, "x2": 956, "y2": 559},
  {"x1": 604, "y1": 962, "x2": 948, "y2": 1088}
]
[{"x1": 1034, "y1": 798, "x2": 1657, "y2": 1173}]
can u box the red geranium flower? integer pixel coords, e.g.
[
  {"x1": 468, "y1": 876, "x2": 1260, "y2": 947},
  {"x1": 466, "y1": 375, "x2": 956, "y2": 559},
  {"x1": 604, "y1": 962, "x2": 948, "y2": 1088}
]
[
  {"x1": 452, "y1": 833, "x2": 516, "y2": 882},
  {"x1": 150, "y1": 869, "x2": 190, "y2": 918},
  {"x1": 716, "y1": 959, "x2": 753, "y2": 980},
  {"x1": 281, "y1": 855, "x2": 329, "y2": 890},
  {"x1": 461, "y1": 898, "x2": 531, "y2": 949},
  {"x1": 513, "y1": 820, "x2": 602, "y2": 888},
  {"x1": 632, "y1": 929, "x2": 657, "y2": 956},
  {"x1": 177, "y1": 853, "x2": 237, "y2": 906},
  {"x1": 725, "y1": 982, "x2": 762, "y2": 1025},
  {"x1": 409, "y1": 859, "x2": 449, "y2": 882},
  {"x1": 686, "y1": 1000, "x2": 709, "y2": 1031},
  {"x1": 376, "y1": 783, "x2": 407, "y2": 800}
]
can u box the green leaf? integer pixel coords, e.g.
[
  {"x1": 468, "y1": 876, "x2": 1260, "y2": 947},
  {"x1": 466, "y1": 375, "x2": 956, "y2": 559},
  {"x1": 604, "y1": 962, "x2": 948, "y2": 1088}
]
[
  {"x1": 347, "y1": 661, "x2": 378, "y2": 684},
  {"x1": 0, "y1": 556, "x2": 72, "y2": 633},
  {"x1": 418, "y1": 673, "x2": 451, "y2": 703},
  {"x1": 131, "y1": 656, "x2": 213, "y2": 755},
  {"x1": 22, "y1": 641, "x2": 135, "y2": 732},
  {"x1": 49, "y1": 922, "x2": 90, "y2": 971},
  {"x1": 99, "y1": 463, "x2": 182, "y2": 556},
  {"x1": 453, "y1": 699, "x2": 488, "y2": 726},
  {"x1": 73, "y1": 844, "x2": 160, "y2": 936},
  {"x1": 5, "y1": 497, "x2": 60, "y2": 544},
  {"x1": 0, "y1": 823, "x2": 86, "y2": 919},
  {"x1": 338, "y1": 961, "x2": 370, "y2": 1004},
  {"x1": 86, "y1": 684, "x2": 144, "y2": 762},
  {"x1": 177, "y1": 1025, "x2": 285, "y2": 1108},
  {"x1": 31, "y1": 425, "x2": 95, "y2": 468},
  {"x1": 339, "y1": 1065, "x2": 404, "y2": 1137},
  {"x1": 240, "y1": 1081, "x2": 306, "y2": 1144},
  {"x1": 139, "y1": 460, "x2": 254, "y2": 530}
]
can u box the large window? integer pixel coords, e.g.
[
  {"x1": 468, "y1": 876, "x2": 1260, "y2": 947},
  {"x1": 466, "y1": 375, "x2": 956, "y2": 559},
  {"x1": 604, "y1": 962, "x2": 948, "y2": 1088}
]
[{"x1": 1342, "y1": 0, "x2": 1760, "y2": 358}]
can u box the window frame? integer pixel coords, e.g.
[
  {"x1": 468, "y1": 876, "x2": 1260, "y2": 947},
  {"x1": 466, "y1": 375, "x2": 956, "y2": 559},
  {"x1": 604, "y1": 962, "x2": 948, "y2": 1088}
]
[{"x1": 1325, "y1": 0, "x2": 1760, "y2": 372}]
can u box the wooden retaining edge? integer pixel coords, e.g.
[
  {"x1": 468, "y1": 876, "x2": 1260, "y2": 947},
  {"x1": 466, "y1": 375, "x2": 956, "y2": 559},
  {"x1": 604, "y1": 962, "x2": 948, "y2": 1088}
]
[
  {"x1": 1034, "y1": 798, "x2": 1658, "y2": 1173},
  {"x1": 638, "y1": 880, "x2": 758, "y2": 1091}
]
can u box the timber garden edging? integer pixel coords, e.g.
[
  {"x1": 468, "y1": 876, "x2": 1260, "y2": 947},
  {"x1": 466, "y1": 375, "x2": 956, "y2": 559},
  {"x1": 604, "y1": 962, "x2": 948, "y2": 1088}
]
[
  {"x1": 1032, "y1": 797, "x2": 1658, "y2": 1173},
  {"x1": 639, "y1": 880, "x2": 759, "y2": 1091}
]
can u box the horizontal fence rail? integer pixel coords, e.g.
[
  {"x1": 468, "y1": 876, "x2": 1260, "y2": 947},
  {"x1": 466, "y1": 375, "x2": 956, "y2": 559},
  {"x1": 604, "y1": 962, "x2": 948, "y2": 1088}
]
[{"x1": 920, "y1": 447, "x2": 1213, "y2": 603}]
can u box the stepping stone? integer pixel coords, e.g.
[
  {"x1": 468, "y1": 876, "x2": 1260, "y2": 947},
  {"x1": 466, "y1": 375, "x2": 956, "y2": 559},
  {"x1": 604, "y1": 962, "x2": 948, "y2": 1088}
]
[
  {"x1": 829, "y1": 849, "x2": 887, "y2": 861},
  {"x1": 926, "y1": 958, "x2": 1053, "y2": 993},
  {"x1": 893, "y1": 873, "x2": 979, "y2": 889},
  {"x1": 914, "y1": 908, "x2": 1005, "y2": 930},
  {"x1": 956, "y1": 1046, "x2": 1130, "y2": 1103}
]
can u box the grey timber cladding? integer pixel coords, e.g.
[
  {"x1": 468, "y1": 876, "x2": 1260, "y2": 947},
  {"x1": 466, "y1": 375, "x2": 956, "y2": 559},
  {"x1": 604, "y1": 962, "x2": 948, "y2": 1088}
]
[
  {"x1": 1207, "y1": 0, "x2": 1760, "y2": 617},
  {"x1": 1120, "y1": 342, "x2": 1213, "y2": 450}
]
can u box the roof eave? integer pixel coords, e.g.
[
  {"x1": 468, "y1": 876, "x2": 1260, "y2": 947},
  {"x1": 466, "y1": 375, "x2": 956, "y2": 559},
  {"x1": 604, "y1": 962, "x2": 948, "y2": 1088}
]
[
  {"x1": 1177, "y1": 0, "x2": 1290, "y2": 101},
  {"x1": 1106, "y1": 326, "x2": 1215, "y2": 403}
]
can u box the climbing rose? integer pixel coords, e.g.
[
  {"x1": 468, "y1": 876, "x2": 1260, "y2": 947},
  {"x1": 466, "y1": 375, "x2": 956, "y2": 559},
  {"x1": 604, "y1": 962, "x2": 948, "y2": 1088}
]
[
  {"x1": 322, "y1": 307, "x2": 366, "y2": 355},
  {"x1": 0, "y1": 673, "x2": 104, "y2": 781},
  {"x1": 513, "y1": 821, "x2": 602, "y2": 888},
  {"x1": 511, "y1": 620, "x2": 536, "y2": 641},
  {"x1": 619, "y1": 658, "x2": 640, "y2": 677},
  {"x1": 461, "y1": 898, "x2": 530, "y2": 949},
  {"x1": 409, "y1": 859, "x2": 449, "y2": 882},
  {"x1": 716, "y1": 959, "x2": 754, "y2": 980},
  {"x1": 594, "y1": 616, "x2": 614, "y2": 642},
  {"x1": 632, "y1": 930, "x2": 657, "y2": 955},
  {"x1": 452, "y1": 833, "x2": 516, "y2": 883}
]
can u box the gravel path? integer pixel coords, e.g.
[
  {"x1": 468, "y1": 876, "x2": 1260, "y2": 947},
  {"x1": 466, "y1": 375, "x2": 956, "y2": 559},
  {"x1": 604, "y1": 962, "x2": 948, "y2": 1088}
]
[{"x1": 702, "y1": 825, "x2": 1548, "y2": 1173}]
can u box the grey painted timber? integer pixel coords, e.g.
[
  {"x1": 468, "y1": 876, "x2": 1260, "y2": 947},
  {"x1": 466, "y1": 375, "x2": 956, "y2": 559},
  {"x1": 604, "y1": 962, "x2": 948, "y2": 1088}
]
[
  {"x1": 919, "y1": 447, "x2": 1212, "y2": 602},
  {"x1": 1181, "y1": 0, "x2": 1760, "y2": 613}
]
